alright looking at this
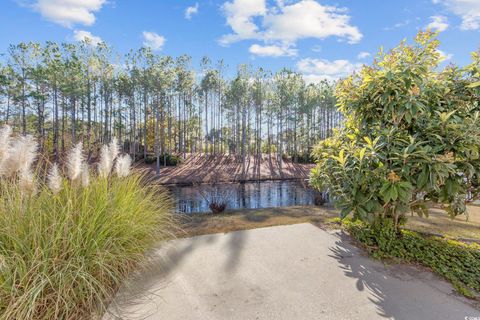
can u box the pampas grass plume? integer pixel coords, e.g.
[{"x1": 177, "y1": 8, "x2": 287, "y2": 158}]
[
  {"x1": 98, "y1": 137, "x2": 120, "y2": 178},
  {"x1": 67, "y1": 143, "x2": 84, "y2": 181},
  {"x1": 48, "y1": 163, "x2": 62, "y2": 194},
  {"x1": 3, "y1": 135, "x2": 37, "y2": 177},
  {"x1": 115, "y1": 154, "x2": 132, "y2": 178}
]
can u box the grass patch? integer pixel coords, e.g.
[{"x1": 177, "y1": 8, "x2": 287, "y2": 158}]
[
  {"x1": 179, "y1": 204, "x2": 480, "y2": 241},
  {"x1": 405, "y1": 206, "x2": 480, "y2": 241},
  {"x1": 342, "y1": 218, "x2": 480, "y2": 299},
  {"x1": 0, "y1": 174, "x2": 174, "y2": 319},
  {"x1": 178, "y1": 206, "x2": 338, "y2": 237}
]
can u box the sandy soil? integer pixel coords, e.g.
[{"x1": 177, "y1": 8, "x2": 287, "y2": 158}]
[{"x1": 141, "y1": 153, "x2": 314, "y2": 185}]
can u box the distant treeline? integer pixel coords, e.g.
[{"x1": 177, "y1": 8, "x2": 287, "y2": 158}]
[{"x1": 0, "y1": 41, "x2": 342, "y2": 168}]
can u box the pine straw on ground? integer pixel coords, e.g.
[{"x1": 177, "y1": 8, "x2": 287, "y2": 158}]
[{"x1": 141, "y1": 153, "x2": 314, "y2": 185}]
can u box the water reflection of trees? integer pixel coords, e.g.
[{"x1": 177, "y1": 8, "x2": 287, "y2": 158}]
[{"x1": 170, "y1": 180, "x2": 318, "y2": 213}]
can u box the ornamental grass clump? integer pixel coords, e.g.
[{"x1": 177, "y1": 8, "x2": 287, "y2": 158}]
[{"x1": 0, "y1": 126, "x2": 174, "y2": 319}]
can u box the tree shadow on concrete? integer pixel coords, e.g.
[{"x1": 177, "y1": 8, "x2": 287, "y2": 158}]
[
  {"x1": 105, "y1": 233, "x2": 220, "y2": 320},
  {"x1": 328, "y1": 234, "x2": 391, "y2": 318},
  {"x1": 328, "y1": 231, "x2": 475, "y2": 320},
  {"x1": 224, "y1": 229, "x2": 247, "y2": 272},
  {"x1": 105, "y1": 228, "x2": 249, "y2": 319}
]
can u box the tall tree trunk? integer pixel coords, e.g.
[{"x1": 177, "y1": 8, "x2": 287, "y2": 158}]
[
  {"x1": 155, "y1": 96, "x2": 160, "y2": 175},
  {"x1": 53, "y1": 86, "x2": 59, "y2": 160},
  {"x1": 21, "y1": 68, "x2": 26, "y2": 135},
  {"x1": 5, "y1": 93, "x2": 10, "y2": 124},
  {"x1": 143, "y1": 87, "x2": 148, "y2": 162},
  {"x1": 71, "y1": 96, "x2": 76, "y2": 145},
  {"x1": 241, "y1": 101, "x2": 246, "y2": 178},
  {"x1": 87, "y1": 78, "x2": 92, "y2": 157},
  {"x1": 205, "y1": 92, "x2": 208, "y2": 156}
]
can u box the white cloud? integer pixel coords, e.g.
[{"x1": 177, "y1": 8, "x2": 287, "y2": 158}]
[
  {"x1": 73, "y1": 30, "x2": 102, "y2": 45},
  {"x1": 249, "y1": 43, "x2": 297, "y2": 57},
  {"x1": 384, "y1": 19, "x2": 410, "y2": 31},
  {"x1": 32, "y1": 0, "x2": 106, "y2": 28},
  {"x1": 297, "y1": 58, "x2": 362, "y2": 83},
  {"x1": 437, "y1": 49, "x2": 453, "y2": 61},
  {"x1": 357, "y1": 51, "x2": 370, "y2": 59},
  {"x1": 433, "y1": 0, "x2": 480, "y2": 30},
  {"x1": 185, "y1": 3, "x2": 199, "y2": 19},
  {"x1": 220, "y1": 0, "x2": 362, "y2": 47},
  {"x1": 220, "y1": 0, "x2": 267, "y2": 44},
  {"x1": 297, "y1": 58, "x2": 361, "y2": 76},
  {"x1": 263, "y1": 1, "x2": 362, "y2": 44},
  {"x1": 142, "y1": 31, "x2": 166, "y2": 50},
  {"x1": 426, "y1": 15, "x2": 449, "y2": 32}
]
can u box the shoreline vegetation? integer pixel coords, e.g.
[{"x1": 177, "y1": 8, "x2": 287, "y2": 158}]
[{"x1": 178, "y1": 204, "x2": 480, "y2": 242}]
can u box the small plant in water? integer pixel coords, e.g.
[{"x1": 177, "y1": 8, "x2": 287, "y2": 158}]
[
  {"x1": 197, "y1": 174, "x2": 232, "y2": 214},
  {"x1": 209, "y1": 201, "x2": 227, "y2": 214},
  {"x1": 314, "y1": 192, "x2": 328, "y2": 206},
  {"x1": 198, "y1": 184, "x2": 230, "y2": 214}
]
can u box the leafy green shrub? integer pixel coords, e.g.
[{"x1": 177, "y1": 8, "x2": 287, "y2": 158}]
[
  {"x1": 0, "y1": 127, "x2": 174, "y2": 319},
  {"x1": 311, "y1": 31, "x2": 480, "y2": 229},
  {"x1": 343, "y1": 218, "x2": 480, "y2": 298},
  {"x1": 290, "y1": 152, "x2": 315, "y2": 164},
  {"x1": 144, "y1": 153, "x2": 183, "y2": 166},
  {"x1": 261, "y1": 142, "x2": 277, "y2": 154}
]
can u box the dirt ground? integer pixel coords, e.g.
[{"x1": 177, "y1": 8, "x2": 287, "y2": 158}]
[
  {"x1": 177, "y1": 206, "x2": 338, "y2": 237},
  {"x1": 140, "y1": 153, "x2": 314, "y2": 185},
  {"x1": 407, "y1": 205, "x2": 480, "y2": 241},
  {"x1": 179, "y1": 205, "x2": 480, "y2": 241}
]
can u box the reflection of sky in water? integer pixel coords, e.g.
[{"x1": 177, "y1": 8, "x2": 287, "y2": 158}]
[{"x1": 167, "y1": 180, "x2": 318, "y2": 214}]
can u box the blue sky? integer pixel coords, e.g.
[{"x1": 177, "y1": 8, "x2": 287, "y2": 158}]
[{"x1": 0, "y1": 0, "x2": 479, "y2": 81}]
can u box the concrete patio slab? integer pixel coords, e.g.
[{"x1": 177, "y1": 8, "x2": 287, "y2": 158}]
[{"x1": 104, "y1": 223, "x2": 479, "y2": 320}]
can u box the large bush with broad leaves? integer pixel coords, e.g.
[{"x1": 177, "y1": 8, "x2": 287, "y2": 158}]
[{"x1": 310, "y1": 31, "x2": 480, "y2": 230}]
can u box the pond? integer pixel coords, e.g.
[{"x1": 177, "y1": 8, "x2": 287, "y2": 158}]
[{"x1": 167, "y1": 179, "x2": 325, "y2": 214}]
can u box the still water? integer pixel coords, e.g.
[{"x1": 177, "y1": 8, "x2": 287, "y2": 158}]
[{"x1": 167, "y1": 180, "x2": 321, "y2": 214}]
